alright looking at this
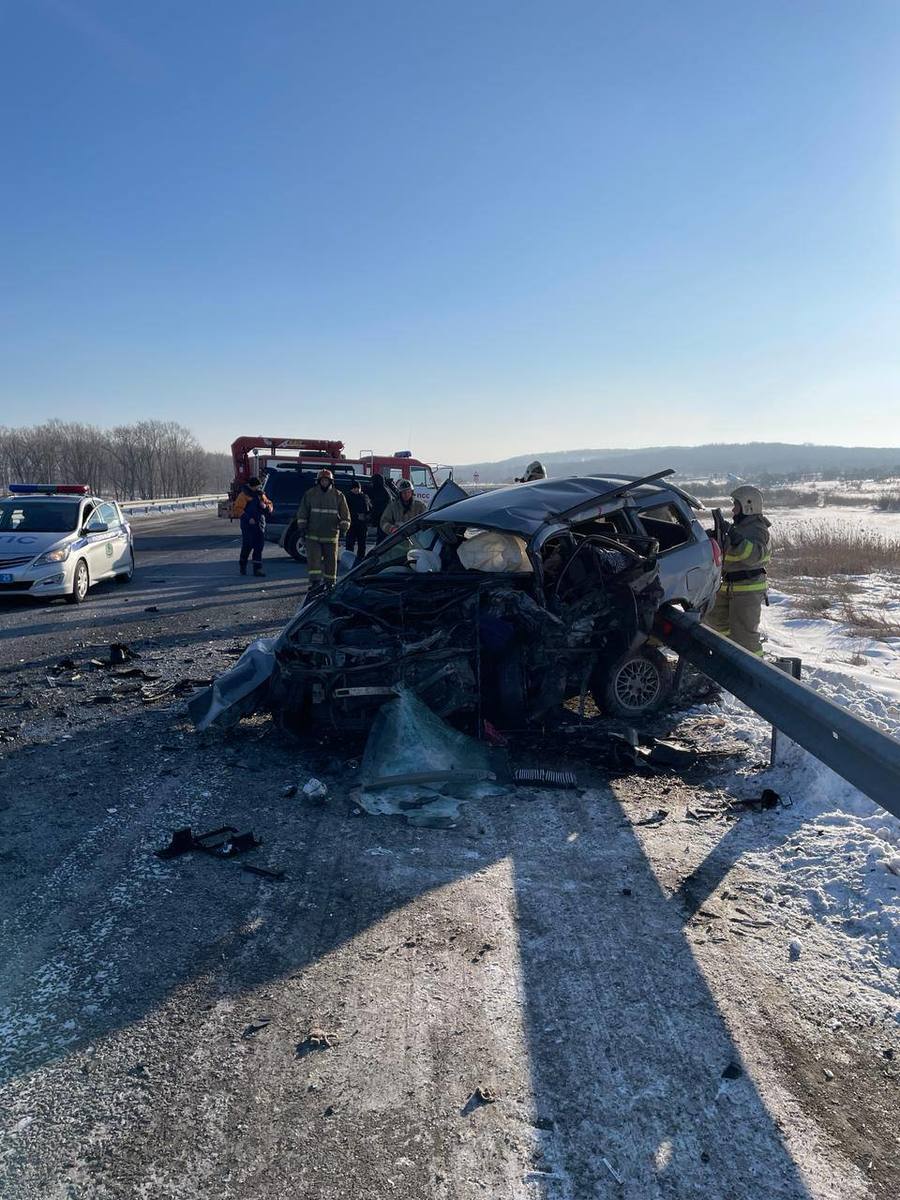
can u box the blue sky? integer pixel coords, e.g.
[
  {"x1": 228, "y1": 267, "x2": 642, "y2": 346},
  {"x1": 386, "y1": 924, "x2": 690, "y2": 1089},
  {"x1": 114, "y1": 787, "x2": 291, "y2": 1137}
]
[{"x1": 2, "y1": 0, "x2": 899, "y2": 462}]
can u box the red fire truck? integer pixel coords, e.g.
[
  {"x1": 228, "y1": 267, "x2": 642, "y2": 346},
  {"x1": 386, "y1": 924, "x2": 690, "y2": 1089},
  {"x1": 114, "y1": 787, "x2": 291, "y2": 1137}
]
[{"x1": 222, "y1": 437, "x2": 441, "y2": 515}]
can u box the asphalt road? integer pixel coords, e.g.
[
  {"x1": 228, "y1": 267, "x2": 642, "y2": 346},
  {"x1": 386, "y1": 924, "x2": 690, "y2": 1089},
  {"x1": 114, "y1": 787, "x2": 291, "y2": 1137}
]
[{"x1": 0, "y1": 512, "x2": 895, "y2": 1199}]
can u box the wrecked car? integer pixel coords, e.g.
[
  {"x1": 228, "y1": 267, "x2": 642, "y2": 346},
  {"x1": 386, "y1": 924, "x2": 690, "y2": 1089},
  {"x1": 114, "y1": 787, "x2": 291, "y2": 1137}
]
[{"x1": 264, "y1": 470, "x2": 720, "y2": 729}]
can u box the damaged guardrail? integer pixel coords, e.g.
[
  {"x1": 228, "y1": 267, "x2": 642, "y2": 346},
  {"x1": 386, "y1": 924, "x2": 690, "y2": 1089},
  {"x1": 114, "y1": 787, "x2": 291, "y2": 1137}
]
[{"x1": 655, "y1": 605, "x2": 900, "y2": 819}]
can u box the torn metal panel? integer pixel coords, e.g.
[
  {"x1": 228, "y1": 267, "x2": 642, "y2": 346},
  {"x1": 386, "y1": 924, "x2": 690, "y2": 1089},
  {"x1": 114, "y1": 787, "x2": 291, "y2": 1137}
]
[{"x1": 188, "y1": 637, "x2": 276, "y2": 730}]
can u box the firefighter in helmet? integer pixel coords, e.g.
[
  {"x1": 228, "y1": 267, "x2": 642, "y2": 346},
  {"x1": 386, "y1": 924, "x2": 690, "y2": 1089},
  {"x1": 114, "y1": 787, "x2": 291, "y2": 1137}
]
[
  {"x1": 515, "y1": 460, "x2": 547, "y2": 483},
  {"x1": 295, "y1": 468, "x2": 351, "y2": 594},
  {"x1": 705, "y1": 484, "x2": 771, "y2": 655}
]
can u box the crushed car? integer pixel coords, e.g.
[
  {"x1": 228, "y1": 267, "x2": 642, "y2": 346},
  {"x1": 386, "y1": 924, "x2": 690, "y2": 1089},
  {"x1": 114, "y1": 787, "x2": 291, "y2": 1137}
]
[{"x1": 192, "y1": 470, "x2": 721, "y2": 733}]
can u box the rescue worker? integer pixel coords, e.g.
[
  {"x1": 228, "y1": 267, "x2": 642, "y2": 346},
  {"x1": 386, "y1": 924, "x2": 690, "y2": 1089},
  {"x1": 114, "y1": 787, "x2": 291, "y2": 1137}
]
[
  {"x1": 236, "y1": 477, "x2": 272, "y2": 577},
  {"x1": 380, "y1": 478, "x2": 427, "y2": 538},
  {"x1": 346, "y1": 480, "x2": 372, "y2": 564},
  {"x1": 705, "y1": 484, "x2": 772, "y2": 655},
  {"x1": 295, "y1": 468, "x2": 350, "y2": 593},
  {"x1": 515, "y1": 460, "x2": 547, "y2": 483}
]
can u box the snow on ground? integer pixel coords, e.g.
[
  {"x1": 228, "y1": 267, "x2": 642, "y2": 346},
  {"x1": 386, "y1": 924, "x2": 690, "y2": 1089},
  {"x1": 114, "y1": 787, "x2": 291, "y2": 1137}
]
[
  {"x1": 692, "y1": 555, "x2": 900, "y2": 1018},
  {"x1": 770, "y1": 506, "x2": 900, "y2": 539}
]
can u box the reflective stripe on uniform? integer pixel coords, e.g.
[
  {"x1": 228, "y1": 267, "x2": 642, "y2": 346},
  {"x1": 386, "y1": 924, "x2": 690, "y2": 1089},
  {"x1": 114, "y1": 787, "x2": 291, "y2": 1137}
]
[
  {"x1": 724, "y1": 540, "x2": 754, "y2": 563},
  {"x1": 729, "y1": 580, "x2": 768, "y2": 593}
]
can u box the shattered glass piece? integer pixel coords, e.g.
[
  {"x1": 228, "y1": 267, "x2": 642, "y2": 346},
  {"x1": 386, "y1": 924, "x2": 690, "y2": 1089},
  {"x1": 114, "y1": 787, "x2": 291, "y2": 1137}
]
[{"x1": 358, "y1": 689, "x2": 506, "y2": 824}]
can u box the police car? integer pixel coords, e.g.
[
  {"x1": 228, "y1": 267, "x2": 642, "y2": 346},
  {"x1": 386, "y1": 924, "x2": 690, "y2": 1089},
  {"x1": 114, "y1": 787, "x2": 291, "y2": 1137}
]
[{"x1": 0, "y1": 485, "x2": 135, "y2": 604}]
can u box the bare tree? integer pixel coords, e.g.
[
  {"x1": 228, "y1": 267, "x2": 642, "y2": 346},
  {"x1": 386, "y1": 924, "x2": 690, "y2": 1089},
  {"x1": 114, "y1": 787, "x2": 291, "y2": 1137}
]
[{"x1": 1, "y1": 421, "x2": 231, "y2": 498}]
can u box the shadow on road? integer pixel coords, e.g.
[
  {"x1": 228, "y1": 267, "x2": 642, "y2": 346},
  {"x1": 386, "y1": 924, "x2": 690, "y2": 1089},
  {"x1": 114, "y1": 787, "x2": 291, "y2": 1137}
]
[{"x1": 0, "y1": 707, "x2": 817, "y2": 1198}]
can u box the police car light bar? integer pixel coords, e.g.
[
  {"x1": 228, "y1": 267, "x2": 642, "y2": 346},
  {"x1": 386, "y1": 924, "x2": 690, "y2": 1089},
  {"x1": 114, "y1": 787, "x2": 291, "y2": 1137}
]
[{"x1": 8, "y1": 483, "x2": 91, "y2": 495}]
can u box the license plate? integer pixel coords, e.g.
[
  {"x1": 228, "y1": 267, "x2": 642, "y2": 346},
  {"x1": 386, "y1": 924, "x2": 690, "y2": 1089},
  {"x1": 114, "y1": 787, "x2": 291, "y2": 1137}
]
[{"x1": 0, "y1": 573, "x2": 13, "y2": 583}]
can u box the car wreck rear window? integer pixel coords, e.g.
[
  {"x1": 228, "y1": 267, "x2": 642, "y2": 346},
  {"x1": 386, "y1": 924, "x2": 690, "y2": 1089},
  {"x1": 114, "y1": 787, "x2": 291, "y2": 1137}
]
[{"x1": 0, "y1": 499, "x2": 81, "y2": 533}]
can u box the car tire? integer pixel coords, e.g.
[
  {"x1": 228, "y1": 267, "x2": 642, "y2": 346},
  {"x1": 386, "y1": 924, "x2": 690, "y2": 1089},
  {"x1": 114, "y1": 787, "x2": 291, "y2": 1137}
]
[
  {"x1": 284, "y1": 524, "x2": 307, "y2": 563},
  {"x1": 594, "y1": 647, "x2": 673, "y2": 718},
  {"x1": 115, "y1": 550, "x2": 135, "y2": 583},
  {"x1": 66, "y1": 558, "x2": 90, "y2": 605}
]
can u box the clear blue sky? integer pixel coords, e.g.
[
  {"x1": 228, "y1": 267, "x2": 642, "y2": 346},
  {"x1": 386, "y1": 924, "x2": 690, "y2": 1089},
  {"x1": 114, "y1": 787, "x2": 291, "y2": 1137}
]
[{"x1": 2, "y1": 0, "x2": 899, "y2": 462}]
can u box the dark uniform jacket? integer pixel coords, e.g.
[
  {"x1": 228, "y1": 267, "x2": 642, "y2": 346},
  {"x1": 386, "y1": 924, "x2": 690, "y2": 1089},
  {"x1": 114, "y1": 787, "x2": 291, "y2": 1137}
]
[
  {"x1": 296, "y1": 485, "x2": 351, "y2": 540},
  {"x1": 722, "y1": 513, "x2": 771, "y2": 591},
  {"x1": 348, "y1": 491, "x2": 372, "y2": 523}
]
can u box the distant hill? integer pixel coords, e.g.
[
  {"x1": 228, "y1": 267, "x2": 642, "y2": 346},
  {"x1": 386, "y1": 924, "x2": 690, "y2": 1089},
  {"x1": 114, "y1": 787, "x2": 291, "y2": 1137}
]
[{"x1": 456, "y1": 443, "x2": 900, "y2": 483}]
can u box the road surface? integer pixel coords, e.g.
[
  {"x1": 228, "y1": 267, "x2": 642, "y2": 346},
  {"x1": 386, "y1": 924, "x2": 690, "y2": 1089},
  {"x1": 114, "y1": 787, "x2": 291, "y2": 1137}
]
[{"x1": 0, "y1": 511, "x2": 896, "y2": 1199}]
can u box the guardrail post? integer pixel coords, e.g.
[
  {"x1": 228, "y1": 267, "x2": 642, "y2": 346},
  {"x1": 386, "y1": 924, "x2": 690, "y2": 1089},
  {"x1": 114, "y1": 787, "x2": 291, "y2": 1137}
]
[{"x1": 770, "y1": 656, "x2": 802, "y2": 766}]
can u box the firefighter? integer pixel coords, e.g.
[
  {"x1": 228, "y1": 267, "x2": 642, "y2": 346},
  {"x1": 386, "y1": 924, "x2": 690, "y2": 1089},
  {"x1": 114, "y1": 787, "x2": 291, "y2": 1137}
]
[
  {"x1": 705, "y1": 484, "x2": 772, "y2": 655},
  {"x1": 380, "y1": 478, "x2": 427, "y2": 538},
  {"x1": 515, "y1": 460, "x2": 547, "y2": 483},
  {"x1": 346, "y1": 480, "x2": 372, "y2": 564},
  {"x1": 295, "y1": 468, "x2": 350, "y2": 593},
  {"x1": 236, "y1": 476, "x2": 272, "y2": 577}
]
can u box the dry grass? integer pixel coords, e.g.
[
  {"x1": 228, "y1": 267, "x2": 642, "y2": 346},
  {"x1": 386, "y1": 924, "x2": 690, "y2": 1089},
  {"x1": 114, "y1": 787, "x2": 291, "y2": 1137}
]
[
  {"x1": 820, "y1": 492, "x2": 872, "y2": 507},
  {"x1": 772, "y1": 523, "x2": 900, "y2": 578},
  {"x1": 835, "y1": 594, "x2": 900, "y2": 640},
  {"x1": 770, "y1": 524, "x2": 900, "y2": 640}
]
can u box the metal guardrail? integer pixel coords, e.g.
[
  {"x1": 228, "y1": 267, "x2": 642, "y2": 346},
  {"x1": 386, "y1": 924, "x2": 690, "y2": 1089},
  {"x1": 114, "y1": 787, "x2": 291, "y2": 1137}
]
[
  {"x1": 120, "y1": 495, "x2": 225, "y2": 516},
  {"x1": 655, "y1": 605, "x2": 900, "y2": 819}
]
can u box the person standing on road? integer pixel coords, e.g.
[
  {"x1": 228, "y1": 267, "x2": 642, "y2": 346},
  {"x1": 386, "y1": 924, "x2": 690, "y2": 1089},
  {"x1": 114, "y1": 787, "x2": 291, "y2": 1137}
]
[
  {"x1": 295, "y1": 469, "x2": 351, "y2": 594},
  {"x1": 346, "y1": 480, "x2": 372, "y2": 565},
  {"x1": 236, "y1": 477, "x2": 272, "y2": 577},
  {"x1": 380, "y1": 479, "x2": 427, "y2": 538},
  {"x1": 705, "y1": 484, "x2": 771, "y2": 655}
]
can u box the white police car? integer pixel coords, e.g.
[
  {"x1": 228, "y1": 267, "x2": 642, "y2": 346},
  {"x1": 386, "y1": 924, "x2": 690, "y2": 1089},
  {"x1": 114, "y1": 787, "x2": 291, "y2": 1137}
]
[{"x1": 0, "y1": 485, "x2": 134, "y2": 604}]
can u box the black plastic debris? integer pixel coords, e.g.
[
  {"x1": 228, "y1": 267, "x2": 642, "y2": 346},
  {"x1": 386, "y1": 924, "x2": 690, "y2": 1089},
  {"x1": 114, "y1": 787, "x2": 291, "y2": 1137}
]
[
  {"x1": 242, "y1": 863, "x2": 286, "y2": 881},
  {"x1": 154, "y1": 825, "x2": 262, "y2": 860},
  {"x1": 514, "y1": 768, "x2": 578, "y2": 788},
  {"x1": 646, "y1": 740, "x2": 697, "y2": 769},
  {"x1": 109, "y1": 643, "x2": 140, "y2": 664},
  {"x1": 242, "y1": 1017, "x2": 272, "y2": 1039},
  {"x1": 144, "y1": 606, "x2": 160, "y2": 613},
  {"x1": 731, "y1": 788, "x2": 788, "y2": 813},
  {"x1": 155, "y1": 827, "x2": 198, "y2": 859}
]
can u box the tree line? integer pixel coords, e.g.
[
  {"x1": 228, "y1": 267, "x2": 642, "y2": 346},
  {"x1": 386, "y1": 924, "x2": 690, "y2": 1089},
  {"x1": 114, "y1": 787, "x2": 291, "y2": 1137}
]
[{"x1": 0, "y1": 420, "x2": 232, "y2": 500}]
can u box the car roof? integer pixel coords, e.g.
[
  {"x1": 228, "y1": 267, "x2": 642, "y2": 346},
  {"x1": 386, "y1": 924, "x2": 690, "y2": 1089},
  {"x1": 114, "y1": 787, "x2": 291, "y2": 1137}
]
[
  {"x1": 418, "y1": 474, "x2": 693, "y2": 537},
  {"x1": 1, "y1": 493, "x2": 101, "y2": 503}
]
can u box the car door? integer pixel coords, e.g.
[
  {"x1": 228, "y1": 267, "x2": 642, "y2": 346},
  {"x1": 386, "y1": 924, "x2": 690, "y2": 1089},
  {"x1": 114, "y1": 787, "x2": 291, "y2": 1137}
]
[
  {"x1": 101, "y1": 503, "x2": 131, "y2": 571},
  {"x1": 82, "y1": 505, "x2": 116, "y2": 580},
  {"x1": 633, "y1": 500, "x2": 706, "y2": 606}
]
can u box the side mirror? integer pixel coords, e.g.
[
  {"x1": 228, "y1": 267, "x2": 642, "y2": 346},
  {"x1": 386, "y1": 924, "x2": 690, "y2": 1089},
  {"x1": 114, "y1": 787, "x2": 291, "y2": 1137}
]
[{"x1": 85, "y1": 522, "x2": 109, "y2": 534}]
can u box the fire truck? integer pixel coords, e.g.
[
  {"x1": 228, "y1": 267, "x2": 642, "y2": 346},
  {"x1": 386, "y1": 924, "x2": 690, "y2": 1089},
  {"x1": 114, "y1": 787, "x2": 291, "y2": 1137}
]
[{"x1": 222, "y1": 436, "x2": 445, "y2": 560}]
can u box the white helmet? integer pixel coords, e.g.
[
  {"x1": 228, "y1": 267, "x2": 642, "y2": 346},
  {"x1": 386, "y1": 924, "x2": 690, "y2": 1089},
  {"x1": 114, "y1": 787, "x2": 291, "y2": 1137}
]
[
  {"x1": 519, "y1": 460, "x2": 547, "y2": 482},
  {"x1": 731, "y1": 484, "x2": 764, "y2": 516}
]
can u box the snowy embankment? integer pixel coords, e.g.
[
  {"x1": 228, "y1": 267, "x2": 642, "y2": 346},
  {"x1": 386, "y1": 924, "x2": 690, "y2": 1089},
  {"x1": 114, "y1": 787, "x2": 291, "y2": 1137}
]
[{"x1": 702, "y1": 508, "x2": 900, "y2": 1002}]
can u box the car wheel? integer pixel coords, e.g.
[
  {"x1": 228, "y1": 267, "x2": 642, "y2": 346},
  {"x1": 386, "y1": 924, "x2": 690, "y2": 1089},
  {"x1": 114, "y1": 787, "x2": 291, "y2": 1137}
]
[
  {"x1": 594, "y1": 647, "x2": 672, "y2": 718},
  {"x1": 284, "y1": 524, "x2": 307, "y2": 563},
  {"x1": 115, "y1": 550, "x2": 135, "y2": 583},
  {"x1": 66, "y1": 558, "x2": 90, "y2": 605}
]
